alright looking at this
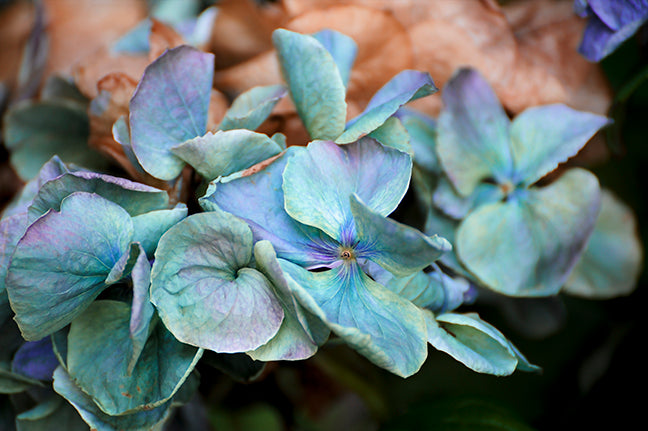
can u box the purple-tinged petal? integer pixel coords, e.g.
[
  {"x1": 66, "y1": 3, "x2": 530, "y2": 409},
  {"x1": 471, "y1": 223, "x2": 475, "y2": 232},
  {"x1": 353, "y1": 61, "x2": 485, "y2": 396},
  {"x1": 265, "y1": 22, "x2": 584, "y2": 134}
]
[
  {"x1": 151, "y1": 211, "x2": 284, "y2": 353},
  {"x1": 130, "y1": 45, "x2": 214, "y2": 180},
  {"x1": 6, "y1": 192, "x2": 133, "y2": 340},
  {"x1": 201, "y1": 148, "x2": 339, "y2": 268},
  {"x1": 28, "y1": 171, "x2": 169, "y2": 223},
  {"x1": 12, "y1": 338, "x2": 58, "y2": 381},
  {"x1": 250, "y1": 241, "x2": 330, "y2": 361},
  {"x1": 436, "y1": 68, "x2": 513, "y2": 196},
  {"x1": 587, "y1": 0, "x2": 648, "y2": 30}
]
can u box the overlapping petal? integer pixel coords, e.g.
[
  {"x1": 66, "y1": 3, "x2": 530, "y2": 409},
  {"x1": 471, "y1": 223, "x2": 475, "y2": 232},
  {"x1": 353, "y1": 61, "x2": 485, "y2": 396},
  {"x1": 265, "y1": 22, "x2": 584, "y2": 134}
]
[
  {"x1": 273, "y1": 28, "x2": 347, "y2": 140},
  {"x1": 282, "y1": 139, "x2": 411, "y2": 241},
  {"x1": 279, "y1": 259, "x2": 428, "y2": 378},
  {"x1": 436, "y1": 69, "x2": 512, "y2": 196},
  {"x1": 129, "y1": 45, "x2": 214, "y2": 180},
  {"x1": 456, "y1": 169, "x2": 601, "y2": 296},
  {"x1": 151, "y1": 211, "x2": 284, "y2": 353},
  {"x1": 7, "y1": 192, "x2": 133, "y2": 340}
]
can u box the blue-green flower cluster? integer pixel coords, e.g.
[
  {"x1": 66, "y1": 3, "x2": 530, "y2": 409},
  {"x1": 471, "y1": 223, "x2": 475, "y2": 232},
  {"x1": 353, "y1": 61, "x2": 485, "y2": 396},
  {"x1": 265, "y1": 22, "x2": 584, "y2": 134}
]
[{"x1": 1, "y1": 25, "x2": 640, "y2": 431}]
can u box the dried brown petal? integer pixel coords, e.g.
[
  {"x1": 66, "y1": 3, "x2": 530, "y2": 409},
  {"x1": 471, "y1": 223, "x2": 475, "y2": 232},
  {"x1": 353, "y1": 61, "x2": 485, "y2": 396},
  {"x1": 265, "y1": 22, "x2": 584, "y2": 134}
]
[
  {"x1": 148, "y1": 19, "x2": 186, "y2": 62},
  {"x1": 210, "y1": 0, "x2": 286, "y2": 69},
  {"x1": 43, "y1": 0, "x2": 147, "y2": 78},
  {"x1": 0, "y1": 1, "x2": 35, "y2": 88}
]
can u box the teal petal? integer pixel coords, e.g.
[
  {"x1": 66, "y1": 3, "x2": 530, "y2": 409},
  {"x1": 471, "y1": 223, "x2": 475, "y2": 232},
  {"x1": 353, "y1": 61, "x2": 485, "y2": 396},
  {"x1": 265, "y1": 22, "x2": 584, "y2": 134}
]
[
  {"x1": 201, "y1": 148, "x2": 336, "y2": 267},
  {"x1": 128, "y1": 244, "x2": 156, "y2": 374},
  {"x1": 2, "y1": 100, "x2": 109, "y2": 180},
  {"x1": 249, "y1": 241, "x2": 330, "y2": 361},
  {"x1": 0, "y1": 363, "x2": 44, "y2": 394},
  {"x1": 395, "y1": 107, "x2": 439, "y2": 173},
  {"x1": 337, "y1": 70, "x2": 437, "y2": 144},
  {"x1": 52, "y1": 366, "x2": 173, "y2": 431},
  {"x1": 6, "y1": 192, "x2": 133, "y2": 340},
  {"x1": 0, "y1": 214, "x2": 28, "y2": 302},
  {"x1": 279, "y1": 259, "x2": 428, "y2": 377},
  {"x1": 151, "y1": 212, "x2": 284, "y2": 352},
  {"x1": 27, "y1": 171, "x2": 169, "y2": 223},
  {"x1": 171, "y1": 129, "x2": 283, "y2": 181},
  {"x1": 510, "y1": 104, "x2": 611, "y2": 186},
  {"x1": 350, "y1": 194, "x2": 450, "y2": 276},
  {"x1": 15, "y1": 395, "x2": 88, "y2": 431},
  {"x1": 311, "y1": 29, "x2": 358, "y2": 88},
  {"x1": 457, "y1": 168, "x2": 601, "y2": 296},
  {"x1": 131, "y1": 204, "x2": 188, "y2": 257},
  {"x1": 129, "y1": 45, "x2": 214, "y2": 180},
  {"x1": 564, "y1": 189, "x2": 643, "y2": 299},
  {"x1": 426, "y1": 312, "x2": 527, "y2": 376},
  {"x1": 272, "y1": 29, "x2": 347, "y2": 140},
  {"x1": 436, "y1": 68, "x2": 512, "y2": 196},
  {"x1": 376, "y1": 267, "x2": 472, "y2": 314},
  {"x1": 112, "y1": 115, "x2": 148, "y2": 177},
  {"x1": 282, "y1": 139, "x2": 412, "y2": 241},
  {"x1": 219, "y1": 85, "x2": 287, "y2": 131},
  {"x1": 432, "y1": 177, "x2": 504, "y2": 220},
  {"x1": 66, "y1": 300, "x2": 201, "y2": 415},
  {"x1": 367, "y1": 116, "x2": 413, "y2": 156}
]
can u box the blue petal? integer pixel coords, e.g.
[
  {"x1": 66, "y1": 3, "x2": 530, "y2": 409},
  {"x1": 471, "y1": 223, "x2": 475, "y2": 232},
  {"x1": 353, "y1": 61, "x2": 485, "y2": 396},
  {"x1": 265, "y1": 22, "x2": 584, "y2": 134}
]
[
  {"x1": 436, "y1": 68, "x2": 512, "y2": 196},
  {"x1": 11, "y1": 338, "x2": 58, "y2": 381},
  {"x1": 350, "y1": 194, "x2": 450, "y2": 276},
  {"x1": 201, "y1": 148, "x2": 340, "y2": 268},
  {"x1": 279, "y1": 259, "x2": 428, "y2": 377},
  {"x1": 282, "y1": 139, "x2": 412, "y2": 241},
  {"x1": 337, "y1": 70, "x2": 437, "y2": 144},
  {"x1": 395, "y1": 107, "x2": 440, "y2": 173},
  {"x1": 130, "y1": 45, "x2": 214, "y2": 180}
]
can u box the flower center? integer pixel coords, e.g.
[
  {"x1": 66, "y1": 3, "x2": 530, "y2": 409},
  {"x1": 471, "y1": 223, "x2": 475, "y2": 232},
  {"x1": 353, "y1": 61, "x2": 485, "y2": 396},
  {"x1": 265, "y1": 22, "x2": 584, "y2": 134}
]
[{"x1": 339, "y1": 247, "x2": 355, "y2": 261}]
